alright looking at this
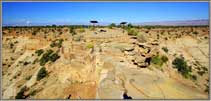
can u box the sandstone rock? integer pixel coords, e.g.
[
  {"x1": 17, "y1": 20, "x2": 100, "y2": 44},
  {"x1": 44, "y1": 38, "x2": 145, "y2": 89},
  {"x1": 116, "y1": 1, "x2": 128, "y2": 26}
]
[{"x1": 123, "y1": 45, "x2": 134, "y2": 51}]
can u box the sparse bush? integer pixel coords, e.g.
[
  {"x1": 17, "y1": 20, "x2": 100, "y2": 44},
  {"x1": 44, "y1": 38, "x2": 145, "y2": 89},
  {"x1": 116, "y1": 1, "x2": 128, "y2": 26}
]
[
  {"x1": 204, "y1": 79, "x2": 209, "y2": 93},
  {"x1": 137, "y1": 34, "x2": 147, "y2": 43},
  {"x1": 162, "y1": 47, "x2": 168, "y2": 53},
  {"x1": 10, "y1": 43, "x2": 14, "y2": 48},
  {"x1": 49, "y1": 53, "x2": 60, "y2": 62},
  {"x1": 23, "y1": 61, "x2": 30, "y2": 66},
  {"x1": 90, "y1": 26, "x2": 95, "y2": 31},
  {"x1": 29, "y1": 90, "x2": 37, "y2": 96},
  {"x1": 52, "y1": 24, "x2": 56, "y2": 27},
  {"x1": 204, "y1": 36, "x2": 208, "y2": 39},
  {"x1": 204, "y1": 85, "x2": 209, "y2": 93},
  {"x1": 86, "y1": 43, "x2": 94, "y2": 49},
  {"x1": 15, "y1": 86, "x2": 27, "y2": 99},
  {"x1": 109, "y1": 23, "x2": 116, "y2": 29},
  {"x1": 39, "y1": 49, "x2": 60, "y2": 66},
  {"x1": 172, "y1": 57, "x2": 192, "y2": 78},
  {"x1": 191, "y1": 75, "x2": 197, "y2": 80},
  {"x1": 37, "y1": 67, "x2": 47, "y2": 81},
  {"x1": 127, "y1": 23, "x2": 133, "y2": 28},
  {"x1": 78, "y1": 28, "x2": 85, "y2": 33},
  {"x1": 161, "y1": 31, "x2": 164, "y2": 35},
  {"x1": 25, "y1": 75, "x2": 32, "y2": 80},
  {"x1": 35, "y1": 49, "x2": 44, "y2": 56},
  {"x1": 151, "y1": 55, "x2": 168, "y2": 67},
  {"x1": 201, "y1": 66, "x2": 208, "y2": 72},
  {"x1": 127, "y1": 28, "x2": 139, "y2": 36},
  {"x1": 59, "y1": 32, "x2": 63, "y2": 35},
  {"x1": 73, "y1": 35, "x2": 83, "y2": 42},
  {"x1": 193, "y1": 31, "x2": 198, "y2": 35},
  {"x1": 161, "y1": 55, "x2": 168, "y2": 63},
  {"x1": 39, "y1": 49, "x2": 53, "y2": 66},
  {"x1": 13, "y1": 75, "x2": 17, "y2": 79},
  {"x1": 197, "y1": 71, "x2": 205, "y2": 76},
  {"x1": 50, "y1": 39, "x2": 64, "y2": 48},
  {"x1": 32, "y1": 31, "x2": 36, "y2": 35},
  {"x1": 151, "y1": 55, "x2": 163, "y2": 66},
  {"x1": 69, "y1": 27, "x2": 75, "y2": 33}
]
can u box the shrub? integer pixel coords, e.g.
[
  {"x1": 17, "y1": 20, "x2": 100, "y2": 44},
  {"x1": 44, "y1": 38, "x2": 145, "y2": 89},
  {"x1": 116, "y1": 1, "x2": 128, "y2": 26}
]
[
  {"x1": 29, "y1": 90, "x2": 37, "y2": 96},
  {"x1": 74, "y1": 35, "x2": 83, "y2": 42},
  {"x1": 32, "y1": 31, "x2": 36, "y2": 35},
  {"x1": 39, "y1": 50, "x2": 60, "y2": 66},
  {"x1": 191, "y1": 75, "x2": 197, "y2": 80},
  {"x1": 78, "y1": 28, "x2": 85, "y2": 33},
  {"x1": 50, "y1": 39, "x2": 64, "y2": 48},
  {"x1": 172, "y1": 57, "x2": 192, "y2": 78},
  {"x1": 86, "y1": 43, "x2": 94, "y2": 49},
  {"x1": 151, "y1": 55, "x2": 168, "y2": 67},
  {"x1": 161, "y1": 55, "x2": 168, "y2": 63},
  {"x1": 35, "y1": 49, "x2": 44, "y2": 56},
  {"x1": 15, "y1": 86, "x2": 27, "y2": 99},
  {"x1": 151, "y1": 55, "x2": 163, "y2": 66},
  {"x1": 162, "y1": 47, "x2": 168, "y2": 53},
  {"x1": 25, "y1": 75, "x2": 32, "y2": 80},
  {"x1": 127, "y1": 28, "x2": 139, "y2": 36},
  {"x1": 90, "y1": 26, "x2": 95, "y2": 31},
  {"x1": 109, "y1": 23, "x2": 116, "y2": 29},
  {"x1": 197, "y1": 71, "x2": 205, "y2": 76},
  {"x1": 37, "y1": 67, "x2": 47, "y2": 81},
  {"x1": 49, "y1": 53, "x2": 60, "y2": 62},
  {"x1": 201, "y1": 66, "x2": 208, "y2": 72},
  {"x1": 193, "y1": 31, "x2": 198, "y2": 35},
  {"x1": 59, "y1": 32, "x2": 63, "y2": 35},
  {"x1": 161, "y1": 31, "x2": 164, "y2": 35},
  {"x1": 69, "y1": 27, "x2": 76, "y2": 35},
  {"x1": 23, "y1": 61, "x2": 30, "y2": 66},
  {"x1": 39, "y1": 49, "x2": 53, "y2": 66},
  {"x1": 10, "y1": 43, "x2": 14, "y2": 49},
  {"x1": 137, "y1": 34, "x2": 146, "y2": 43},
  {"x1": 127, "y1": 23, "x2": 133, "y2": 28},
  {"x1": 204, "y1": 85, "x2": 209, "y2": 93}
]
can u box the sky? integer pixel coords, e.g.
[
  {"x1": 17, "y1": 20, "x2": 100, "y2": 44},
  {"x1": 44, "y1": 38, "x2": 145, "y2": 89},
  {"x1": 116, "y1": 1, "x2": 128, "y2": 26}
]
[{"x1": 2, "y1": 2, "x2": 209, "y2": 26}]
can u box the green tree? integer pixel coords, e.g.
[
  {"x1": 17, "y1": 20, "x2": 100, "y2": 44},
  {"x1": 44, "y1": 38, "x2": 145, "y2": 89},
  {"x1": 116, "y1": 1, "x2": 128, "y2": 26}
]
[{"x1": 109, "y1": 23, "x2": 116, "y2": 29}]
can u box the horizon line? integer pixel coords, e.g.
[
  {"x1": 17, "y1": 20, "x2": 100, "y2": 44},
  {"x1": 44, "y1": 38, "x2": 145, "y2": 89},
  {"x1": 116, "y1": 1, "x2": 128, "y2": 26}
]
[{"x1": 3, "y1": 19, "x2": 209, "y2": 27}]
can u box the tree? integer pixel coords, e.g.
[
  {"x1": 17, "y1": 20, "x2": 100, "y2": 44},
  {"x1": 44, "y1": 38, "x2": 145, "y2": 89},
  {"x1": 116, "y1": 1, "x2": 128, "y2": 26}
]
[
  {"x1": 120, "y1": 22, "x2": 127, "y2": 33},
  {"x1": 109, "y1": 23, "x2": 116, "y2": 29},
  {"x1": 90, "y1": 21, "x2": 98, "y2": 27},
  {"x1": 127, "y1": 23, "x2": 133, "y2": 28},
  {"x1": 90, "y1": 20, "x2": 98, "y2": 30},
  {"x1": 120, "y1": 22, "x2": 127, "y2": 28},
  {"x1": 52, "y1": 24, "x2": 57, "y2": 27}
]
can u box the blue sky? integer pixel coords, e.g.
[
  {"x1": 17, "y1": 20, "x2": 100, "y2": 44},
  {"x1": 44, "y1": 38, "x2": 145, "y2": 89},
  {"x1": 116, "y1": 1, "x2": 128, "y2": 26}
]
[{"x1": 2, "y1": 2, "x2": 209, "y2": 26}]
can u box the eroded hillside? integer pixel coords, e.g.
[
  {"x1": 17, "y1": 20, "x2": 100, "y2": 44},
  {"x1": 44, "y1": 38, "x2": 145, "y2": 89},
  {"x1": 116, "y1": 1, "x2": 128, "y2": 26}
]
[{"x1": 2, "y1": 26, "x2": 209, "y2": 99}]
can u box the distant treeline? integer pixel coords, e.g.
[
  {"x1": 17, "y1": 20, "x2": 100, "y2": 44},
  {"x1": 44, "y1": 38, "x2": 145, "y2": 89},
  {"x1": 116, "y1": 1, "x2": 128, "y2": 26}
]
[{"x1": 3, "y1": 24, "x2": 209, "y2": 29}]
